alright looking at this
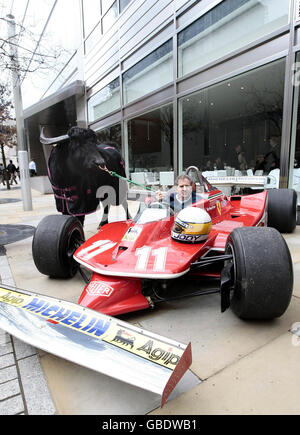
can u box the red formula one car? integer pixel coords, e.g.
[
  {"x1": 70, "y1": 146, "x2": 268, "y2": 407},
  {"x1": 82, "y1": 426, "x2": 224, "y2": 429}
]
[{"x1": 32, "y1": 169, "x2": 296, "y2": 321}]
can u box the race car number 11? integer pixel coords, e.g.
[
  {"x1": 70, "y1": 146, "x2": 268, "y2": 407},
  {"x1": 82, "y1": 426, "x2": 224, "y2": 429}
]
[{"x1": 135, "y1": 247, "x2": 167, "y2": 272}]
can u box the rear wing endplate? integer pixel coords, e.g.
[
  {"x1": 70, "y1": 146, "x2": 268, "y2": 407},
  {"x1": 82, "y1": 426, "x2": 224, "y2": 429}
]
[{"x1": 0, "y1": 284, "x2": 191, "y2": 407}]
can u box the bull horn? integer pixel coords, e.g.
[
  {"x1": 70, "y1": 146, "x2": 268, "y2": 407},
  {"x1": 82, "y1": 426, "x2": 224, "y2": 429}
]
[{"x1": 40, "y1": 127, "x2": 69, "y2": 146}]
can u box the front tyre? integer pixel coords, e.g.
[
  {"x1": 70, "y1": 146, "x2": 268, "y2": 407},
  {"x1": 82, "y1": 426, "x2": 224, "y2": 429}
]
[
  {"x1": 32, "y1": 215, "x2": 85, "y2": 278},
  {"x1": 225, "y1": 227, "x2": 293, "y2": 320}
]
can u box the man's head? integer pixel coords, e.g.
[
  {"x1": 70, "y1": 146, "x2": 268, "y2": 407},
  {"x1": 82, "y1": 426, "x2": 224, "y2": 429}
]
[
  {"x1": 175, "y1": 174, "x2": 193, "y2": 201},
  {"x1": 270, "y1": 136, "x2": 279, "y2": 147}
]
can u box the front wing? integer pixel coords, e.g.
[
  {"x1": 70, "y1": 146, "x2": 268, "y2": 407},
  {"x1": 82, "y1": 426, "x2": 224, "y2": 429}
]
[{"x1": 0, "y1": 284, "x2": 191, "y2": 407}]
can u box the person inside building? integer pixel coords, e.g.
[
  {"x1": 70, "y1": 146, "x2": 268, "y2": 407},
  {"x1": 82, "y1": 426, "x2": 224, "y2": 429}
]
[
  {"x1": 254, "y1": 154, "x2": 265, "y2": 172},
  {"x1": 263, "y1": 136, "x2": 280, "y2": 173},
  {"x1": 7, "y1": 160, "x2": 18, "y2": 185},
  {"x1": 29, "y1": 160, "x2": 37, "y2": 177},
  {"x1": 153, "y1": 174, "x2": 203, "y2": 213},
  {"x1": 254, "y1": 136, "x2": 280, "y2": 174},
  {"x1": 234, "y1": 144, "x2": 247, "y2": 172},
  {"x1": 214, "y1": 156, "x2": 224, "y2": 170}
]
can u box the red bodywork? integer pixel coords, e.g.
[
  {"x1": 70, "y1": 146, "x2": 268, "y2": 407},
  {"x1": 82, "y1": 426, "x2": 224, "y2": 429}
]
[{"x1": 75, "y1": 189, "x2": 267, "y2": 316}]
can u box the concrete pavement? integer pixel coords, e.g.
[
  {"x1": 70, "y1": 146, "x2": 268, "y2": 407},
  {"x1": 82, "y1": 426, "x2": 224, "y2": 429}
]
[{"x1": 0, "y1": 183, "x2": 300, "y2": 415}]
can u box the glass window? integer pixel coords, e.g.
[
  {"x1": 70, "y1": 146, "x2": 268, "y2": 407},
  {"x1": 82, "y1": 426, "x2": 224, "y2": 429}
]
[
  {"x1": 46, "y1": 0, "x2": 81, "y2": 59},
  {"x1": 101, "y1": 0, "x2": 115, "y2": 15},
  {"x1": 127, "y1": 104, "x2": 174, "y2": 187},
  {"x1": 84, "y1": 22, "x2": 102, "y2": 53},
  {"x1": 289, "y1": 52, "x2": 300, "y2": 200},
  {"x1": 82, "y1": 0, "x2": 101, "y2": 38},
  {"x1": 21, "y1": 0, "x2": 81, "y2": 108},
  {"x1": 120, "y1": 0, "x2": 132, "y2": 13},
  {"x1": 178, "y1": 0, "x2": 289, "y2": 77},
  {"x1": 102, "y1": 1, "x2": 118, "y2": 33},
  {"x1": 123, "y1": 40, "x2": 173, "y2": 105},
  {"x1": 88, "y1": 77, "x2": 120, "y2": 122},
  {"x1": 96, "y1": 124, "x2": 122, "y2": 148},
  {"x1": 179, "y1": 59, "x2": 285, "y2": 181}
]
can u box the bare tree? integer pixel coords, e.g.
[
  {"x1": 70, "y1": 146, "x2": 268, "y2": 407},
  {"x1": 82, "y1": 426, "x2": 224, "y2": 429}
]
[{"x1": 0, "y1": 13, "x2": 70, "y2": 84}]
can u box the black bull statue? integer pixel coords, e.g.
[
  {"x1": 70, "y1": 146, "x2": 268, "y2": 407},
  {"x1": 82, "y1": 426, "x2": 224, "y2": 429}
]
[{"x1": 40, "y1": 126, "x2": 131, "y2": 226}]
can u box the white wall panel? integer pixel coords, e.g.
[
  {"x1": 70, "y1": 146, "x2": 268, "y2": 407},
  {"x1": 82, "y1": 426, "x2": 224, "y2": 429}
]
[
  {"x1": 119, "y1": 0, "x2": 174, "y2": 60},
  {"x1": 84, "y1": 0, "x2": 179, "y2": 89}
]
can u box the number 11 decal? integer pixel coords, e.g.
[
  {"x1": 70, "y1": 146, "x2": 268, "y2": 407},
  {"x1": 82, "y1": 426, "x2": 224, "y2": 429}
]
[{"x1": 135, "y1": 247, "x2": 168, "y2": 272}]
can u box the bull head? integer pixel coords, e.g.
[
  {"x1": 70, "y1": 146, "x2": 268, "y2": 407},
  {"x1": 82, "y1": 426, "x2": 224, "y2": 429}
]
[{"x1": 41, "y1": 126, "x2": 107, "y2": 170}]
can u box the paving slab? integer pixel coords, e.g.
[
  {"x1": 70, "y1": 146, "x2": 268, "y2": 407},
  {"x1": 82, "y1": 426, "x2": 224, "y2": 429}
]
[
  {"x1": 0, "y1": 353, "x2": 15, "y2": 369},
  {"x1": 0, "y1": 341, "x2": 13, "y2": 356},
  {"x1": 0, "y1": 378, "x2": 20, "y2": 401},
  {"x1": 18, "y1": 354, "x2": 56, "y2": 415},
  {"x1": 150, "y1": 333, "x2": 300, "y2": 415},
  {"x1": 0, "y1": 365, "x2": 18, "y2": 384},
  {"x1": 0, "y1": 394, "x2": 24, "y2": 415},
  {"x1": 39, "y1": 353, "x2": 200, "y2": 415},
  {"x1": 131, "y1": 294, "x2": 300, "y2": 380}
]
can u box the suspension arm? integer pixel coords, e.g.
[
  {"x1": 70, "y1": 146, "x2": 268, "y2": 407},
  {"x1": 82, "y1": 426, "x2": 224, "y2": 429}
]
[{"x1": 190, "y1": 254, "x2": 233, "y2": 270}]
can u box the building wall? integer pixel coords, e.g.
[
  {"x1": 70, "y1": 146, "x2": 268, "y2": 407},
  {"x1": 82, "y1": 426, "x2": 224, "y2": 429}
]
[
  {"x1": 82, "y1": 0, "x2": 294, "y2": 188},
  {"x1": 84, "y1": 0, "x2": 189, "y2": 89},
  {"x1": 21, "y1": 0, "x2": 300, "y2": 196}
]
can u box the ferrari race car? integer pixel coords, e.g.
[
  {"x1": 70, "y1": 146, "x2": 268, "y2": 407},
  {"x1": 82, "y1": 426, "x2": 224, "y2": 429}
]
[
  {"x1": 0, "y1": 167, "x2": 295, "y2": 406},
  {"x1": 32, "y1": 168, "x2": 296, "y2": 322}
]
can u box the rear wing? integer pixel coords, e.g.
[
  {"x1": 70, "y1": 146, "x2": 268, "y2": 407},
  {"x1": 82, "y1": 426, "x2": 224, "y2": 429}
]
[
  {"x1": 0, "y1": 284, "x2": 191, "y2": 407},
  {"x1": 205, "y1": 175, "x2": 267, "y2": 188}
]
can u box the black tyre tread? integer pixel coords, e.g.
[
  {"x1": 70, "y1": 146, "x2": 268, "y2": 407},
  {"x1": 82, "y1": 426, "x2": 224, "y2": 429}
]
[
  {"x1": 228, "y1": 227, "x2": 293, "y2": 320},
  {"x1": 267, "y1": 188, "x2": 297, "y2": 233},
  {"x1": 32, "y1": 215, "x2": 84, "y2": 278}
]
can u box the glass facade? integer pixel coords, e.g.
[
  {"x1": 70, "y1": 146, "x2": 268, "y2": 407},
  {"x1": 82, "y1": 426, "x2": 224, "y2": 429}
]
[
  {"x1": 179, "y1": 59, "x2": 285, "y2": 177},
  {"x1": 289, "y1": 52, "x2": 300, "y2": 202},
  {"x1": 123, "y1": 40, "x2": 173, "y2": 105},
  {"x1": 46, "y1": 0, "x2": 81, "y2": 63},
  {"x1": 82, "y1": 0, "x2": 133, "y2": 52},
  {"x1": 102, "y1": 1, "x2": 118, "y2": 33},
  {"x1": 21, "y1": 0, "x2": 82, "y2": 108},
  {"x1": 178, "y1": 0, "x2": 289, "y2": 77},
  {"x1": 88, "y1": 78, "x2": 121, "y2": 122},
  {"x1": 96, "y1": 123, "x2": 122, "y2": 148},
  {"x1": 127, "y1": 105, "x2": 174, "y2": 186},
  {"x1": 84, "y1": 21, "x2": 102, "y2": 53},
  {"x1": 120, "y1": 0, "x2": 132, "y2": 12},
  {"x1": 102, "y1": 0, "x2": 115, "y2": 14},
  {"x1": 85, "y1": 1, "x2": 295, "y2": 193},
  {"x1": 82, "y1": 0, "x2": 101, "y2": 38}
]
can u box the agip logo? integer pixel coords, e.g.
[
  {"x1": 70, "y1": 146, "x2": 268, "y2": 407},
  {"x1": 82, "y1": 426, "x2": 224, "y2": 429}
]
[{"x1": 86, "y1": 282, "x2": 114, "y2": 297}]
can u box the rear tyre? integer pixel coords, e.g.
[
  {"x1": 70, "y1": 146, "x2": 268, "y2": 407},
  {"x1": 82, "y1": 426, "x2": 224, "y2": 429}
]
[
  {"x1": 225, "y1": 227, "x2": 293, "y2": 320},
  {"x1": 32, "y1": 215, "x2": 85, "y2": 278},
  {"x1": 267, "y1": 188, "x2": 297, "y2": 233}
]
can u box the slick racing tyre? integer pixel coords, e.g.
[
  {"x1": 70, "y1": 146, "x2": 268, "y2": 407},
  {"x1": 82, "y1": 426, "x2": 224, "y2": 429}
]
[
  {"x1": 267, "y1": 188, "x2": 297, "y2": 233},
  {"x1": 225, "y1": 227, "x2": 293, "y2": 320},
  {"x1": 32, "y1": 215, "x2": 85, "y2": 278}
]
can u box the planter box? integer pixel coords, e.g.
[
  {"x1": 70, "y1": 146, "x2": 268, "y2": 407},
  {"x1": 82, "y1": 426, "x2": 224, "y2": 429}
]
[{"x1": 30, "y1": 176, "x2": 52, "y2": 194}]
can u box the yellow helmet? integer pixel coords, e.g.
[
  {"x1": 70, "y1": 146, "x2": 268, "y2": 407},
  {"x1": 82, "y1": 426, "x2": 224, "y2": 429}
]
[{"x1": 171, "y1": 207, "x2": 212, "y2": 243}]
